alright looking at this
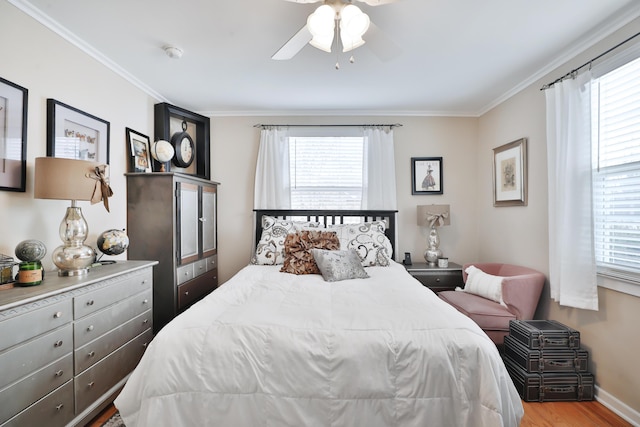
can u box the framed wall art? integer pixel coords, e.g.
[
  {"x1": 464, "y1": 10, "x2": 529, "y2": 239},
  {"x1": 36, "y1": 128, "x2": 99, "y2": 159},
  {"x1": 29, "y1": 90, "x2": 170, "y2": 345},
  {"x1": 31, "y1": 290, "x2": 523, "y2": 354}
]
[
  {"x1": 154, "y1": 102, "x2": 210, "y2": 179},
  {"x1": 411, "y1": 157, "x2": 443, "y2": 195},
  {"x1": 0, "y1": 76, "x2": 28, "y2": 192},
  {"x1": 47, "y1": 99, "x2": 110, "y2": 164},
  {"x1": 493, "y1": 138, "x2": 527, "y2": 207},
  {"x1": 126, "y1": 128, "x2": 152, "y2": 173}
]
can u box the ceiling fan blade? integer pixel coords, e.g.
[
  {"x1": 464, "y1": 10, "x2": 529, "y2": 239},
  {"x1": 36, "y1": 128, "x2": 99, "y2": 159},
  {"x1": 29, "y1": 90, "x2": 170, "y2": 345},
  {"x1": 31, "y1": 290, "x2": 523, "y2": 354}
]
[
  {"x1": 356, "y1": 0, "x2": 401, "y2": 6},
  {"x1": 365, "y1": 21, "x2": 402, "y2": 62},
  {"x1": 272, "y1": 25, "x2": 312, "y2": 60}
]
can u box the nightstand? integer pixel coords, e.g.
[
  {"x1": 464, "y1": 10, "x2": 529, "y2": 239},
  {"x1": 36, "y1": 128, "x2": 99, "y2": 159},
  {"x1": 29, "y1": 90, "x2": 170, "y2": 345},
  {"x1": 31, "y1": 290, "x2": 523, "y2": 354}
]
[{"x1": 404, "y1": 262, "x2": 464, "y2": 292}]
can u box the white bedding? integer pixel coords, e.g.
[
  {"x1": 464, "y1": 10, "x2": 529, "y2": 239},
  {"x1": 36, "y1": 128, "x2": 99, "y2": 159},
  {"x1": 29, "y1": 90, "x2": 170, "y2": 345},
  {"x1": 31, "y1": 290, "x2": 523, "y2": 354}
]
[{"x1": 116, "y1": 262, "x2": 523, "y2": 427}]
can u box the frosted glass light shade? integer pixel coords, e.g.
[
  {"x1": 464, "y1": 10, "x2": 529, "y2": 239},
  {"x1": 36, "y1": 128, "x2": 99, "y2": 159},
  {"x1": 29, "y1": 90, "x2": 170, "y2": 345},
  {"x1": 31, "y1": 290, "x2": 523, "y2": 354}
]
[
  {"x1": 340, "y1": 4, "x2": 370, "y2": 52},
  {"x1": 308, "y1": 4, "x2": 336, "y2": 52}
]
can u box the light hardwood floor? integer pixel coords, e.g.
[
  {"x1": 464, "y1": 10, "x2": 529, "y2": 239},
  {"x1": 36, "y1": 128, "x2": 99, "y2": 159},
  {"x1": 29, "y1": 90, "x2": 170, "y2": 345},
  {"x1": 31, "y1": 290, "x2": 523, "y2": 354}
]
[{"x1": 87, "y1": 401, "x2": 632, "y2": 426}]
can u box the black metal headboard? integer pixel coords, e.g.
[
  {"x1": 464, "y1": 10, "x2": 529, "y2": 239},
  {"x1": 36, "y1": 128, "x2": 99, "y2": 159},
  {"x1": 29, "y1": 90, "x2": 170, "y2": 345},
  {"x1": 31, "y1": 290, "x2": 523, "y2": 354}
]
[{"x1": 253, "y1": 209, "x2": 398, "y2": 260}]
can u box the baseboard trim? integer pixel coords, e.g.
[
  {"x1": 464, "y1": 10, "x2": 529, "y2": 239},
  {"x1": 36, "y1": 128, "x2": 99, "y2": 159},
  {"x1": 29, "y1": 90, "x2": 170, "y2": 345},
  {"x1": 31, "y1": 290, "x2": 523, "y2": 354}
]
[{"x1": 596, "y1": 386, "x2": 640, "y2": 426}]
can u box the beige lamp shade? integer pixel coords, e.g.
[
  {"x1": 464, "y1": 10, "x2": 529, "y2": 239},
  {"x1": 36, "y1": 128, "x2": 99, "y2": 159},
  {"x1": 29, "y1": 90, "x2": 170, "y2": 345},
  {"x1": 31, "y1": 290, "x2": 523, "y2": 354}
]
[
  {"x1": 417, "y1": 204, "x2": 450, "y2": 227},
  {"x1": 34, "y1": 157, "x2": 101, "y2": 201}
]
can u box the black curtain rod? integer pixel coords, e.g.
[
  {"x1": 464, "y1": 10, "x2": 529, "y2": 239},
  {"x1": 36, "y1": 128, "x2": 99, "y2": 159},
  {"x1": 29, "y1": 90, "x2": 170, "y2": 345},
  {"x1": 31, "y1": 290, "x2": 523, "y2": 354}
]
[
  {"x1": 253, "y1": 123, "x2": 402, "y2": 128},
  {"x1": 541, "y1": 31, "x2": 640, "y2": 90}
]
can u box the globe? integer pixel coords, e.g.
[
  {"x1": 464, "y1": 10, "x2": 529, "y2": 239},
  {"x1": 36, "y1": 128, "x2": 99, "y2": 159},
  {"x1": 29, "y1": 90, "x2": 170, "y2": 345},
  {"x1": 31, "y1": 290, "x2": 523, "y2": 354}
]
[
  {"x1": 151, "y1": 139, "x2": 175, "y2": 163},
  {"x1": 15, "y1": 239, "x2": 47, "y2": 262},
  {"x1": 97, "y1": 229, "x2": 129, "y2": 256}
]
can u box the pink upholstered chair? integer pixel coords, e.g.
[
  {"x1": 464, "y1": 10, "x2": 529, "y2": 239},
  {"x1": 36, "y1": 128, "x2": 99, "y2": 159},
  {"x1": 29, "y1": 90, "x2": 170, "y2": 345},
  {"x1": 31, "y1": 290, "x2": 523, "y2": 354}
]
[{"x1": 438, "y1": 263, "x2": 545, "y2": 345}]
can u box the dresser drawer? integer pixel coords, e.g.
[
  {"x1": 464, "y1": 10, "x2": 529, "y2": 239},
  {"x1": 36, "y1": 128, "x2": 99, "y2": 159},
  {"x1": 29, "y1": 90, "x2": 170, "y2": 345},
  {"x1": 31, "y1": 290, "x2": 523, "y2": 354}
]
[
  {"x1": 0, "y1": 324, "x2": 72, "y2": 390},
  {"x1": 177, "y1": 269, "x2": 217, "y2": 311},
  {"x1": 74, "y1": 268, "x2": 152, "y2": 318},
  {"x1": 1, "y1": 380, "x2": 74, "y2": 427},
  {"x1": 0, "y1": 299, "x2": 72, "y2": 352},
  {"x1": 176, "y1": 263, "x2": 194, "y2": 285},
  {"x1": 75, "y1": 309, "x2": 152, "y2": 374},
  {"x1": 74, "y1": 289, "x2": 152, "y2": 348},
  {"x1": 411, "y1": 270, "x2": 462, "y2": 291},
  {"x1": 206, "y1": 255, "x2": 217, "y2": 271},
  {"x1": 75, "y1": 328, "x2": 152, "y2": 413},
  {"x1": 0, "y1": 354, "x2": 72, "y2": 424}
]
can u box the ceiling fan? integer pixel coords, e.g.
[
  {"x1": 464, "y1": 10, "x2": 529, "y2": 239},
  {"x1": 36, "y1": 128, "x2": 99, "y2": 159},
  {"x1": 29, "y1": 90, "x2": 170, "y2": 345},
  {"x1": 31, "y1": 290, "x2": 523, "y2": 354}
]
[{"x1": 272, "y1": 0, "x2": 401, "y2": 62}]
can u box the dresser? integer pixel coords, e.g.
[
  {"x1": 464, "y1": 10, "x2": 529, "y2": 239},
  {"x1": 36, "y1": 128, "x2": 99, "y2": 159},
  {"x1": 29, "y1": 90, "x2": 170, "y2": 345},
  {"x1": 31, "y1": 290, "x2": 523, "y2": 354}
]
[
  {"x1": 404, "y1": 261, "x2": 464, "y2": 293},
  {"x1": 126, "y1": 172, "x2": 219, "y2": 332},
  {"x1": 0, "y1": 260, "x2": 156, "y2": 427}
]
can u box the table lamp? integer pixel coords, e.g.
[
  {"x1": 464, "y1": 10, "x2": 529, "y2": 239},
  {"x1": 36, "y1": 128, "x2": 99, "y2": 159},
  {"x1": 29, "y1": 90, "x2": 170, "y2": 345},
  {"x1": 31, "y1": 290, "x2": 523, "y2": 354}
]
[
  {"x1": 34, "y1": 157, "x2": 110, "y2": 276},
  {"x1": 417, "y1": 204, "x2": 450, "y2": 265}
]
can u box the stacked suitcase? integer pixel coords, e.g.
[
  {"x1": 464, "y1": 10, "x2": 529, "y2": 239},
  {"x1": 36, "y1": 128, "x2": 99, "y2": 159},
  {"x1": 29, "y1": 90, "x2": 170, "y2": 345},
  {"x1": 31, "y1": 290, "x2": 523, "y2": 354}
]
[{"x1": 503, "y1": 319, "x2": 595, "y2": 402}]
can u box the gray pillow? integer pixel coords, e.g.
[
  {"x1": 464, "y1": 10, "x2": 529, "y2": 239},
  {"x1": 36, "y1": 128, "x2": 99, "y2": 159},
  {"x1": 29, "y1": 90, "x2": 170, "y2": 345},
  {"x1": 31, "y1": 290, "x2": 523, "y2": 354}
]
[{"x1": 311, "y1": 249, "x2": 370, "y2": 282}]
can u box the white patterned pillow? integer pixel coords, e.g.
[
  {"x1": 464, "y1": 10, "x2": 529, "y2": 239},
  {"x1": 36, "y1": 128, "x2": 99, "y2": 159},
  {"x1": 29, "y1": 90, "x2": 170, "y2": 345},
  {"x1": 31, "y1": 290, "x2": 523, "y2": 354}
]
[
  {"x1": 328, "y1": 221, "x2": 392, "y2": 267},
  {"x1": 251, "y1": 216, "x2": 320, "y2": 265},
  {"x1": 312, "y1": 248, "x2": 370, "y2": 282},
  {"x1": 463, "y1": 265, "x2": 507, "y2": 306}
]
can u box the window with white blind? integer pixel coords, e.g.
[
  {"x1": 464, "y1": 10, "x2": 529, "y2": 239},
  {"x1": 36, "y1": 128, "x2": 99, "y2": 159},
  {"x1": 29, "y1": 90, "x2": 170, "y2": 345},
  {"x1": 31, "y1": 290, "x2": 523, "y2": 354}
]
[
  {"x1": 592, "y1": 53, "x2": 640, "y2": 282},
  {"x1": 289, "y1": 136, "x2": 364, "y2": 209}
]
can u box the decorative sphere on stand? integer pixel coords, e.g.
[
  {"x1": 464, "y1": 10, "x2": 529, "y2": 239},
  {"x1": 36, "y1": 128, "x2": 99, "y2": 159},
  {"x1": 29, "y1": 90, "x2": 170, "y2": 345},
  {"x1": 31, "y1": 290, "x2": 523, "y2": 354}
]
[
  {"x1": 15, "y1": 239, "x2": 47, "y2": 262},
  {"x1": 150, "y1": 139, "x2": 175, "y2": 171},
  {"x1": 97, "y1": 229, "x2": 129, "y2": 257}
]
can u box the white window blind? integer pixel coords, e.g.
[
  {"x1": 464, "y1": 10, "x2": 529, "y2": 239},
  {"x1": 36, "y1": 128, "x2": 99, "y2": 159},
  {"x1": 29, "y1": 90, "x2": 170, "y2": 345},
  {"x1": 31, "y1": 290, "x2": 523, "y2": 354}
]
[
  {"x1": 289, "y1": 136, "x2": 363, "y2": 209},
  {"x1": 592, "y1": 55, "x2": 640, "y2": 280}
]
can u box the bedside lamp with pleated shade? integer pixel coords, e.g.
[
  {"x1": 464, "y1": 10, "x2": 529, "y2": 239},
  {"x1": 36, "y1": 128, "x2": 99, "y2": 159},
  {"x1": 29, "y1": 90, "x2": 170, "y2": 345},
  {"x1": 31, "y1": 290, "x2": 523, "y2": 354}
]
[
  {"x1": 417, "y1": 204, "x2": 450, "y2": 265},
  {"x1": 34, "y1": 157, "x2": 111, "y2": 276}
]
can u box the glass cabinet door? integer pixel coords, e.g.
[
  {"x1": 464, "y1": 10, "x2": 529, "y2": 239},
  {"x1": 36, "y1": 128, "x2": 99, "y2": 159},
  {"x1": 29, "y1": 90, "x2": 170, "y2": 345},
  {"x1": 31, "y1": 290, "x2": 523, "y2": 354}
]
[
  {"x1": 178, "y1": 182, "x2": 199, "y2": 264},
  {"x1": 201, "y1": 185, "x2": 217, "y2": 258}
]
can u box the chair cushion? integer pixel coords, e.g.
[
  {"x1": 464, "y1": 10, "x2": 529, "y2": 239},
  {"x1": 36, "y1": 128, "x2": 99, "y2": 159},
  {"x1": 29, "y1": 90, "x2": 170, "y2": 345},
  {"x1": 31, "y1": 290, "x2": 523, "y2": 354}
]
[{"x1": 439, "y1": 290, "x2": 516, "y2": 331}]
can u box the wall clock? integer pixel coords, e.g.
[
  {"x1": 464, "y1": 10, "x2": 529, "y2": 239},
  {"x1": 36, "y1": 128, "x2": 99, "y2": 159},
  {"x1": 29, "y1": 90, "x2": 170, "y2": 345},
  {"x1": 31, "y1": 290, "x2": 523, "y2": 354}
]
[{"x1": 153, "y1": 102, "x2": 210, "y2": 179}]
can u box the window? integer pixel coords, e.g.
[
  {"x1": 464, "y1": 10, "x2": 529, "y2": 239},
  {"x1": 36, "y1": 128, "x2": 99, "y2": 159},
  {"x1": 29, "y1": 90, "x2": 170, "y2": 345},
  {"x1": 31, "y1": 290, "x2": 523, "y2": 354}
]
[
  {"x1": 289, "y1": 136, "x2": 364, "y2": 209},
  {"x1": 592, "y1": 54, "x2": 640, "y2": 282}
]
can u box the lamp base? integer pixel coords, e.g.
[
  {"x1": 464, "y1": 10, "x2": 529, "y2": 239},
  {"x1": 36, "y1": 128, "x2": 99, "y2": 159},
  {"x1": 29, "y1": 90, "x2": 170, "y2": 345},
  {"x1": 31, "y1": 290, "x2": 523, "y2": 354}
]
[
  {"x1": 52, "y1": 243, "x2": 95, "y2": 277},
  {"x1": 424, "y1": 226, "x2": 442, "y2": 265}
]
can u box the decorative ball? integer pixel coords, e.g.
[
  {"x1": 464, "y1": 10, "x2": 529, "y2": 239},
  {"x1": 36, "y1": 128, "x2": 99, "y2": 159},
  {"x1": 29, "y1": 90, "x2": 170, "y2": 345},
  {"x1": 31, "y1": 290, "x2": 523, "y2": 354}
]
[
  {"x1": 15, "y1": 239, "x2": 47, "y2": 262},
  {"x1": 97, "y1": 229, "x2": 129, "y2": 256},
  {"x1": 150, "y1": 139, "x2": 175, "y2": 163}
]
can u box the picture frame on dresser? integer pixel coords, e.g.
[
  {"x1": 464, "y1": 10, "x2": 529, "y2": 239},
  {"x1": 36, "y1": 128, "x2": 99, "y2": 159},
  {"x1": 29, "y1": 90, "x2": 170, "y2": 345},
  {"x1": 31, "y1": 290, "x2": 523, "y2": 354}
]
[
  {"x1": 47, "y1": 99, "x2": 110, "y2": 164},
  {"x1": 154, "y1": 102, "x2": 210, "y2": 179},
  {"x1": 0, "y1": 76, "x2": 28, "y2": 192},
  {"x1": 126, "y1": 127, "x2": 152, "y2": 173}
]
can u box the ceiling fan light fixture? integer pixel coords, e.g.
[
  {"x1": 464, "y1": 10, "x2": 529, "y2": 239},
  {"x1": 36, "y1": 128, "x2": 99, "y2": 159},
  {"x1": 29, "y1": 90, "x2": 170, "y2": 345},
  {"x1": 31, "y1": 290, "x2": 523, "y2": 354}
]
[
  {"x1": 307, "y1": 4, "x2": 336, "y2": 52},
  {"x1": 339, "y1": 4, "x2": 370, "y2": 52}
]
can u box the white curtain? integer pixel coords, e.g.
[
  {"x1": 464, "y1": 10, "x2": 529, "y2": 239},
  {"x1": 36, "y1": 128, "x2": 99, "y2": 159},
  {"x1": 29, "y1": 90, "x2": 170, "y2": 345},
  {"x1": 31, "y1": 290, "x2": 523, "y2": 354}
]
[
  {"x1": 545, "y1": 71, "x2": 598, "y2": 310},
  {"x1": 361, "y1": 127, "x2": 397, "y2": 209},
  {"x1": 254, "y1": 127, "x2": 291, "y2": 209}
]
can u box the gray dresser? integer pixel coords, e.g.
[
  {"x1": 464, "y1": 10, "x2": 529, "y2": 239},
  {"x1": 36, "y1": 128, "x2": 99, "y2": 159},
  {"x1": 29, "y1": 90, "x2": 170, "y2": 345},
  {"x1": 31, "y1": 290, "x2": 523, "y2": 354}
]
[
  {"x1": 126, "y1": 173, "x2": 219, "y2": 333},
  {"x1": 0, "y1": 260, "x2": 156, "y2": 427}
]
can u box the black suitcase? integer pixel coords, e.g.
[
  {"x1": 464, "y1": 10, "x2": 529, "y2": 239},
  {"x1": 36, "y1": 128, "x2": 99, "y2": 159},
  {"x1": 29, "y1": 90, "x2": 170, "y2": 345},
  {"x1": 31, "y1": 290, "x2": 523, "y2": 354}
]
[
  {"x1": 508, "y1": 319, "x2": 580, "y2": 350},
  {"x1": 504, "y1": 356, "x2": 594, "y2": 402},
  {"x1": 504, "y1": 335, "x2": 589, "y2": 373}
]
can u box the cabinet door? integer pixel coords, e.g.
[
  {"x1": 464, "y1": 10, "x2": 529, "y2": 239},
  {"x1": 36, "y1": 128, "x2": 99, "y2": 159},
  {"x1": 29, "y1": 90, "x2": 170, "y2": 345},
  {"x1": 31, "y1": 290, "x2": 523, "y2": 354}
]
[
  {"x1": 178, "y1": 182, "x2": 199, "y2": 264},
  {"x1": 201, "y1": 185, "x2": 217, "y2": 258}
]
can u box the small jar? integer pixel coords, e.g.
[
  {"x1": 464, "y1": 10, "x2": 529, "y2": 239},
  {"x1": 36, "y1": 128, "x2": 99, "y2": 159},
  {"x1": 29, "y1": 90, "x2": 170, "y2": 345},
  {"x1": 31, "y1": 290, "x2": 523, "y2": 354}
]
[
  {"x1": 437, "y1": 257, "x2": 449, "y2": 268},
  {"x1": 17, "y1": 261, "x2": 44, "y2": 286}
]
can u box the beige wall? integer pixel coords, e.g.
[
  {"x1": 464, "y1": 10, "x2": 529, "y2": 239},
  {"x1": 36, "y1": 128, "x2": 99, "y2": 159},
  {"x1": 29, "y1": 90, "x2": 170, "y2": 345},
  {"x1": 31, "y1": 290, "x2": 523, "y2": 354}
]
[
  {"x1": 211, "y1": 116, "x2": 479, "y2": 283},
  {"x1": 478, "y1": 17, "x2": 640, "y2": 420},
  {"x1": 2, "y1": 1, "x2": 639, "y2": 420}
]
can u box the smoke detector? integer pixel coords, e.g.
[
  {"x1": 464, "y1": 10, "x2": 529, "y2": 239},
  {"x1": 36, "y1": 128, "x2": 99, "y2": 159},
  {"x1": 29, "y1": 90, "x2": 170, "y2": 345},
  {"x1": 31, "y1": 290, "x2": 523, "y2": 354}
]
[{"x1": 163, "y1": 46, "x2": 183, "y2": 59}]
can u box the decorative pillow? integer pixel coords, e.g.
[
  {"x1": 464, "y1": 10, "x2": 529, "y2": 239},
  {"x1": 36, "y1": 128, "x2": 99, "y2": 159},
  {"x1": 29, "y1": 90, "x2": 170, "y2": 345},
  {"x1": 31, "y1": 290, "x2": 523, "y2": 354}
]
[
  {"x1": 328, "y1": 221, "x2": 392, "y2": 267},
  {"x1": 312, "y1": 249, "x2": 370, "y2": 282},
  {"x1": 252, "y1": 216, "x2": 320, "y2": 265},
  {"x1": 280, "y1": 230, "x2": 340, "y2": 275},
  {"x1": 463, "y1": 265, "x2": 507, "y2": 306}
]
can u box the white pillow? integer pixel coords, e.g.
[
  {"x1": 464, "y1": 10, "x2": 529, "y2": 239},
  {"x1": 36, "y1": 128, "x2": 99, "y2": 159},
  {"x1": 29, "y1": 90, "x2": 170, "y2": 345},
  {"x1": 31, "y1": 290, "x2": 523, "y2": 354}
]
[
  {"x1": 251, "y1": 216, "x2": 320, "y2": 265},
  {"x1": 463, "y1": 265, "x2": 507, "y2": 306},
  {"x1": 312, "y1": 248, "x2": 370, "y2": 282},
  {"x1": 328, "y1": 221, "x2": 392, "y2": 267}
]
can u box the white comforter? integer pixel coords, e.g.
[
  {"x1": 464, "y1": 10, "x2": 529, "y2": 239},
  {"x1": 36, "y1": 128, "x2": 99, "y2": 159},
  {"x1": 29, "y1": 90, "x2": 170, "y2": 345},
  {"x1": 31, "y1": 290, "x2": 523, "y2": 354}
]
[{"x1": 116, "y1": 262, "x2": 523, "y2": 427}]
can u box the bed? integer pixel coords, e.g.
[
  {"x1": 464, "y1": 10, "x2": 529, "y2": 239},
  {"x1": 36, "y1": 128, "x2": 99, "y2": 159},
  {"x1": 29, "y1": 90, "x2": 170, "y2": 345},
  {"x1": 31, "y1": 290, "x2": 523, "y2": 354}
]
[{"x1": 115, "y1": 209, "x2": 523, "y2": 426}]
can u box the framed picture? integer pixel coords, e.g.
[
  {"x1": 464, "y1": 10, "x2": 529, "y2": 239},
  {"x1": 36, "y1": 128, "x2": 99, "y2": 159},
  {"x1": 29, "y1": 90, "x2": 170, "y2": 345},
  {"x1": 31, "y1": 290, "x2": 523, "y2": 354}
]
[
  {"x1": 154, "y1": 102, "x2": 210, "y2": 179},
  {"x1": 411, "y1": 157, "x2": 443, "y2": 195},
  {"x1": 493, "y1": 138, "x2": 527, "y2": 206},
  {"x1": 126, "y1": 128, "x2": 152, "y2": 173},
  {"x1": 0, "y1": 77, "x2": 28, "y2": 192},
  {"x1": 47, "y1": 99, "x2": 110, "y2": 164}
]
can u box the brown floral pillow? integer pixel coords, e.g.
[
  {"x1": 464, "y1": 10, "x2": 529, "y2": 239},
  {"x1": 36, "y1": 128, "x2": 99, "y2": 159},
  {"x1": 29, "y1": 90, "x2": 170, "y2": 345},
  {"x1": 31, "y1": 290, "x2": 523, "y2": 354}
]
[{"x1": 280, "y1": 230, "x2": 340, "y2": 275}]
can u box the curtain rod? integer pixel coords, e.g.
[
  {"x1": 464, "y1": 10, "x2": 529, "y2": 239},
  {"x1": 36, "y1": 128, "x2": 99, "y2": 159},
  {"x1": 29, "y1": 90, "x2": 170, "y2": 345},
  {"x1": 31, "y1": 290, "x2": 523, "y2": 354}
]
[
  {"x1": 253, "y1": 123, "x2": 402, "y2": 129},
  {"x1": 540, "y1": 31, "x2": 640, "y2": 90}
]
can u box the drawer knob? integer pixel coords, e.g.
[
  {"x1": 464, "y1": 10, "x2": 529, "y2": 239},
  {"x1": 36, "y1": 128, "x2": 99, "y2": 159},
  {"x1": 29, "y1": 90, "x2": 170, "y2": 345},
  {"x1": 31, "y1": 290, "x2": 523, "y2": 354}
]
[
  {"x1": 87, "y1": 325, "x2": 94, "y2": 332},
  {"x1": 199, "y1": 217, "x2": 207, "y2": 222},
  {"x1": 143, "y1": 342, "x2": 148, "y2": 348},
  {"x1": 142, "y1": 279, "x2": 147, "y2": 284},
  {"x1": 88, "y1": 351, "x2": 95, "y2": 358},
  {"x1": 53, "y1": 311, "x2": 63, "y2": 319},
  {"x1": 142, "y1": 299, "x2": 149, "y2": 305},
  {"x1": 55, "y1": 404, "x2": 64, "y2": 411},
  {"x1": 55, "y1": 370, "x2": 64, "y2": 377},
  {"x1": 88, "y1": 381, "x2": 95, "y2": 388},
  {"x1": 143, "y1": 319, "x2": 149, "y2": 324},
  {"x1": 185, "y1": 291, "x2": 189, "y2": 296},
  {"x1": 86, "y1": 300, "x2": 95, "y2": 306},
  {"x1": 54, "y1": 340, "x2": 63, "y2": 348}
]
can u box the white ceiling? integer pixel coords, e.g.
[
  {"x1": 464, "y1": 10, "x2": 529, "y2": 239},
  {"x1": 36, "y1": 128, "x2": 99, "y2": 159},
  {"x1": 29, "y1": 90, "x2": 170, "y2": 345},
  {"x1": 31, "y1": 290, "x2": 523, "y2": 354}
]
[{"x1": 10, "y1": 0, "x2": 640, "y2": 116}]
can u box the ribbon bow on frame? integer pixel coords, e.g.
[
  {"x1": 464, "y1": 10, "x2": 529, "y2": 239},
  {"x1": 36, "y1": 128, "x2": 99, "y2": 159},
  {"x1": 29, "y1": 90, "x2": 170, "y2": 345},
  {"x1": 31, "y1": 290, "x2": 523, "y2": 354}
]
[{"x1": 87, "y1": 165, "x2": 113, "y2": 212}]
